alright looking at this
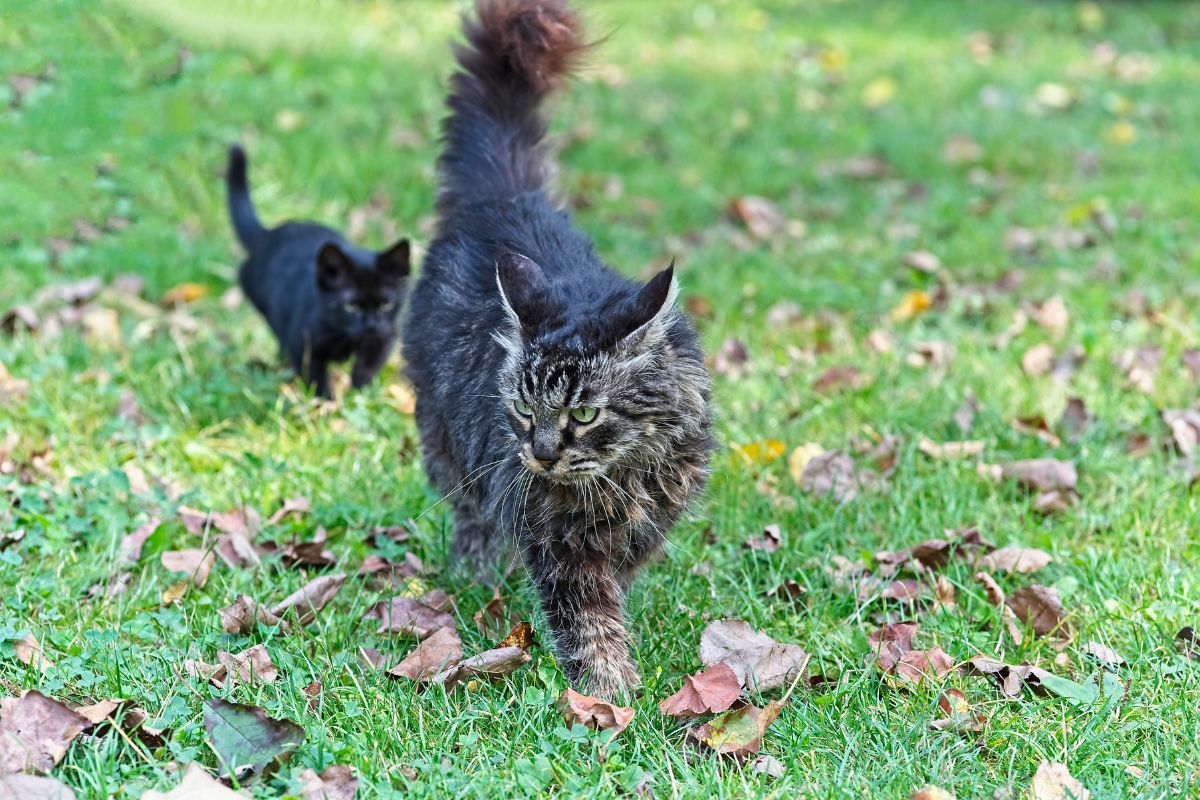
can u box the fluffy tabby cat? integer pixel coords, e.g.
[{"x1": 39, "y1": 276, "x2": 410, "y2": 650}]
[
  {"x1": 402, "y1": 0, "x2": 714, "y2": 697},
  {"x1": 227, "y1": 144, "x2": 410, "y2": 398}
]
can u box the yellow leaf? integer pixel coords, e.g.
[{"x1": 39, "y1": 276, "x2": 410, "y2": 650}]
[
  {"x1": 161, "y1": 579, "x2": 189, "y2": 605},
  {"x1": 819, "y1": 48, "x2": 847, "y2": 72},
  {"x1": 861, "y1": 76, "x2": 897, "y2": 109},
  {"x1": 733, "y1": 440, "x2": 786, "y2": 464},
  {"x1": 788, "y1": 443, "x2": 826, "y2": 484},
  {"x1": 387, "y1": 382, "x2": 416, "y2": 414},
  {"x1": 890, "y1": 290, "x2": 932, "y2": 322},
  {"x1": 1104, "y1": 120, "x2": 1136, "y2": 145},
  {"x1": 161, "y1": 282, "x2": 208, "y2": 306}
]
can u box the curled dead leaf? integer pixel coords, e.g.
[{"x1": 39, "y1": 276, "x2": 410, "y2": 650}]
[
  {"x1": 432, "y1": 646, "x2": 531, "y2": 691},
  {"x1": 1029, "y1": 760, "x2": 1090, "y2": 800},
  {"x1": 1006, "y1": 585, "x2": 1070, "y2": 639},
  {"x1": 0, "y1": 691, "x2": 88, "y2": 773},
  {"x1": 387, "y1": 626, "x2": 463, "y2": 682},
  {"x1": 977, "y1": 546, "x2": 1052, "y2": 575},
  {"x1": 557, "y1": 688, "x2": 634, "y2": 736},
  {"x1": 699, "y1": 620, "x2": 809, "y2": 691},
  {"x1": 658, "y1": 662, "x2": 741, "y2": 719}
]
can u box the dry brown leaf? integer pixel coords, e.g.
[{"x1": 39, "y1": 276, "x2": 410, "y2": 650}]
[
  {"x1": 141, "y1": 763, "x2": 246, "y2": 799},
  {"x1": 744, "y1": 524, "x2": 782, "y2": 553},
  {"x1": 1022, "y1": 343, "x2": 1056, "y2": 377},
  {"x1": 472, "y1": 587, "x2": 514, "y2": 639},
  {"x1": 699, "y1": 620, "x2": 809, "y2": 691},
  {"x1": 1177, "y1": 627, "x2": 1197, "y2": 660},
  {"x1": 1060, "y1": 397, "x2": 1092, "y2": 439},
  {"x1": 929, "y1": 688, "x2": 986, "y2": 733},
  {"x1": 161, "y1": 549, "x2": 216, "y2": 588},
  {"x1": 557, "y1": 689, "x2": 634, "y2": 736},
  {"x1": 387, "y1": 626, "x2": 463, "y2": 682},
  {"x1": 902, "y1": 250, "x2": 941, "y2": 274},
  {"x1": 813, "y1": 366, "x2": 868, "y2": 393},
  {"x1": 118, "y1": 517, "x2": 160, "y2": 565},
  {"x1": 750, "y1": 754, "x2": 786, "y2": 778},
  {"x1": 934, "y1": 575, "x2": 957, "y2": 610},
  {"x1": 764, "y1": 579, "x2": 807, "y2": 606},
  {"x1": 1007, "y1": 585, "x2": 1070, "y2": 639},
  {"x1": 975, "y1": 572, "x2": 1005, "y2": 605},
  {"x1": 0, "y1": 773, "x2": 79, "y2": 800},
  {"x1": 917, "y1": 437, "x2": 985, "y2": 460},
  {"x1": 219, "y1": 595, "x2": 287, "y2": 634},
  {"x1": 271, "y1": 573, "x2": 346, "y2": 626},
  {"x1": 367, "y1": 594, "x2": 456, "y2": 639},
  {"x1": 299, "y1": 764, "x2": 358, "y2": 800},
  {"x1": 303, "y1": 681, "x2": 323, "y2": 713},
  {"x1": 432, "y1": 646, "x2": 531, "y2": 691},
  {"x1": 1029, "y1": 296, "x2": 1069, "y2": 339},
  {"x1": 13, "y1": 633, "x2": 53, "y2": 672},
  {"x1": 1163, "y1": 409, "x2": 1200, "y2": 457},
  {"x1": 800, "y1": 451, "x2": 866, "y2": 503},
  {"x1": 1117, "y1": 346, "x2": 1161, "y2": 394},
  {"x1": 1081, "y1": 641, "x2": 1125, "y2": 670},
  {"x1": 216, "y1": 644, "x2": 278, "y2": 687},
  {"x1": 727, "y1": 196, "x2": 783, "y2": 241},
  {"x1": 910, "y1": 786, "x2": 956, "y2": 800},
  {"x1": 0, "y1": 691, "x2": 88, "y2": 773},
  {"x1": 658, "y1": 663, "x2": 741, "y2": 719},
  {"x1": 978, "y1": 546, "x2": 1053, "y2": 575},
  {"x1": 1002, "y1": 459, "x2": 1077, "y2": 493},
  {"x1": 1030, "y1": 761, "x2": 1090, "y2": 800},
  {"x1": 498, "y1": 621, "x2": 536, "y2": 650},
  {"x1": 713, "y1": 338, "x2": 750, "y2": 378},
  {"x1": 963, "y1": 656, "x2": 1052, "y2": 697},
  {"x1": 267, "y1": 496, "x2": 310, "y2": 526},
  {"x1": 281, "y1": 530, "x2": 337, "y2": 568}
]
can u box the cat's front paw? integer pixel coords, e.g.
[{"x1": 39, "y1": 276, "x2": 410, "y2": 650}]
[{"x1": 574, "y1": 656, "x2": 642, "y2": 702}]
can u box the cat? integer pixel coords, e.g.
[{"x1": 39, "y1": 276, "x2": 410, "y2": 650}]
[
  {"x1": 401, "y1": 0, "x2": 714, "y2": 698},
  {"x1": 226, "y1": 144, "x2": 410, "y2": 399}
]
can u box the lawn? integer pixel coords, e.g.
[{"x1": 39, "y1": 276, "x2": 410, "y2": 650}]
[{"x1": 2, "y1": 0, "x2": 1200, "y2": 797}]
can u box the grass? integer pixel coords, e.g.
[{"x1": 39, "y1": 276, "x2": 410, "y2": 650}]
[{"x1": 2, "y1": 0, "x2": 1200, "y2": 797}]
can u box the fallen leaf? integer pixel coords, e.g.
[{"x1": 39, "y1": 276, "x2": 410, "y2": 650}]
[
  {"x1": 1176, "y1": 627, "x2": 1197, "y2": 660},
  {"x1": 902, "y1": 250, "x2": 941, "y2": 274},
  {"x1": 1117, "y1": 346, "x2": 1161, "y2": 394},
  {"x1": 387, "y1": 626, "x2": 463, "y2": 682},
  {"x1": 812, "y1": 366, "x2": 868, "y2": 393},
  {"x1": 1080, "y1": 641, "x2": 1124, "y2": 670},
  {"x1": 934, "y1": 575, "x2": 957, "y2": 610},
  {"x1": 472, "y1": 587, "x2": 514, "y2": 639},
  {"x1": 1029, "y1": 760, "x2": 1090, "y2": 800},
  {"x1": 1013, "y1": 416, "x2": 1062, "y2": 448},
  {"x1": 787, "y1": 442, "x2": 826, "y2": 484},
  {"x1": 1022, "y1": 343, "x2": 1055, "y2": 376},
  {"x1": 975, "y1": 572, "x2": 1005, "y2": 605},
  {"x1": 141, "y1": 762, "x2": 246, "y2": 800},
  {"x1": 281, "y1": 530, "x2": 337, "y2": 568},
  {"x1": 800, "y1": 451, "x2": 866, "y2": 502},
  {"x1": 0, "y1": 773, "x2": 78, "y2": 800},
  {"x1": 861, "y1": 75, "x2": 898, "y2": 108},
  {"x1": 498, "y1": 621, "x2": 536, "y2": 650},
  {"x1": 203, "y1": 698, "x2": 304, "y2": 779},
  {"x1": 1183, "y1": 349, "x2": 1200, "y2": 381},
  {"x1": 266, "y1": 496, "x2": 310, "y2": 525},
  {"x1": 841, "y1": 154, "x2": 891, "y2": 179},
  {"x1": 890, "y1": 290, "x2": 932, "y2": 322},
  {"x1": 930, "y1": 688, "x2": 986, "y2": 733},
  {"x1": 118, "y1": 518, "x2": 160, "y2": 565},
  {"x1": 161, "y1": 549, "x2": 215, "y2": 588},
  {"x1": 691, "y1": 698, "x2": 785, "y2": 758},
  {"x1": 732, "y1": 440, "x2": 785, "y2": 464},
  {"x1": 658, "y1": 663, "x2": 741, "y2": 719},
  {"x1": 160, "y1": 283, "x2": 208, "y2": 307},
  {"x1": 1035, "y1": 82, "x2": 1074, "y2": 109},
  {"x1": 219, "y1": 595, "x2": 286, "y2": 634},
  {"x1": 1002, "y1": 459, "x2": 1077, "y2": 493},
  {"x1": 699, "y1": 620, "x2": 809, "y2": 691},
  {"x1": 750, "y1": 754, "x2": 786, "y2": 777},
  {"x1": 303, "y1": 680, "x2": 322, "y2": 713},
  {"x1": 1163, "y1": 409, "x2": 1200, "y2": 457},
  {"x1": 1029, "y1": 296, "x2": 1069, "y2": 339},
  {"x1": 727, "y1": 196, "x2": 783, "y2": 241},
  {"x1": 868, "y1": 623, "x2": 955, "y2": 685},
  {"x1": 907, "y1": 340, "x2": 955, "y2": 369},
  {"x1": 81, "y1": 307, "x2": 122, "y2": 348},
  {"x1": 978, "y1": 546, "x2": 1052, "y2": 575},
  {"x1": 367, "y1": 594, "x2": 456, "y2": 639},
  {"x1": 557, "y1": 689, "x2": 634, "y2": 736},
  {"x1": 963, "y1": 656, "x2": 1052, "y2": 697},
  {"x1": 917, "y1": 437, "x2": 985, "y2": 460},
  {"x1": 1007, "y1": 585, "x2": 1070, "y2": 639},
  {"x1": 13, "y1": 633, "x2": 53, "y2": 672},
  {"x1": 271, "y1": 573, "x2": 346, "y2": 626},
  {"x1": 299, "y1": 764, "x2": 358, "y2": 800},
  {"x1": 432, "y1": 646, "x2": 531, "y2": 691},
  {"x1": 1060, "y1": 397, "x2": 1092, "y2": 439},
  {"x1": 910, "y1": 787, "x2": 956, "y2": 800},
  {"x1": 714, "y1": 338, "x2": 749, "y2": 378},
  {"x1": 764, "y1": 579, "x2": 806, "y2": 606},
  {"x1": 744, "y1": 524, "x2": 782, "y2": 553},
  {"x1": 954, "y1": 393, "x2": 979, "y2": 434},
  {"x1": 216, "y1": 644, "x2": 278, "y2": 687},
  {"x1": 0, "y1": 691, "x2": 87, "y2": 772}
]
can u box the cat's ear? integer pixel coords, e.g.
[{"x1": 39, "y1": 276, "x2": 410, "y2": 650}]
[
  {"x1": 496, "y1": 252, "x2": 550, "y2": 331},
  {"x1": 316, "y1": 243, "x2": 353, "y2": 291},
  {"x1": 614, "y1": 261, "x2": 678, "y2": 347},
  {"x1": 377, "y1": 239, "x2": 411, "y2": 279}
]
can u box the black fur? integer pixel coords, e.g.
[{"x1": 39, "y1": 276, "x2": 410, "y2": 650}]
[
  {"x1": 226, "y1": 145, "x2": 411, "y2": 398},
  {"x1": 402, "y1": 0, "x2": 713, "y2": 698}
]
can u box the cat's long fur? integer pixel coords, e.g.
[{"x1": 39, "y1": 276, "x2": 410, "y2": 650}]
[
  {"x1": 402, "y1": 0, "x2": 713, "y2": 697},
  {"x1": 227, "y1": 145, "x2": 410, "y2": 398}
]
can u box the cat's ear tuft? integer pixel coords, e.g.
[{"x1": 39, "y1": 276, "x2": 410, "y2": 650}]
[
  {"x1": 496, "y1": 252, "x2": 549, "y2": 330},
  {"x1": 316, "y1": 242, "x2": 354, "y2": 291},
  {"x1": 616, "y1": 261, "x2": 678, "y2": 346},
  {"x1": 377, "y1": 239, "x2": 411, "y2": 279}
]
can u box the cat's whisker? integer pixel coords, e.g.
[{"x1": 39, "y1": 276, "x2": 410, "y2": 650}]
[{"x1": 411, "y1": 457, "x2": 510, "y2": 522}]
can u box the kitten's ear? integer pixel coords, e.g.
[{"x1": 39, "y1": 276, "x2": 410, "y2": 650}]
[
  {"x1": 377, "y1": 239, "x2": 411, "y2": 279},
  {"x1": 496, "y1": 252, "x2": 549, "y2": 331},
  {"x1": 615, "y1": 262, "x2": 678, "y2": 347},
  {"x1": 316, "y1": 243, "x2": 353, "y2": 291}
]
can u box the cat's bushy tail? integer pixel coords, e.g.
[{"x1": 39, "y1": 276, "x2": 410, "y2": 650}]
[
  {"x1": 226, "y1": 144, "x2": 266, "y2": 252},
  {"x1": 437, "y1": 0, "x2": 588, "y2": 214}
]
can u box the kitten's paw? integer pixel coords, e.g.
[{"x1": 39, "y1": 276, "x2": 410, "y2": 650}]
[{"x1": 576, "y1": 657, "x2": 642, "y2": 702}]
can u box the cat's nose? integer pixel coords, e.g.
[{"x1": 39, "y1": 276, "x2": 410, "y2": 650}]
[{"x1": 531, "y1": 441, "x2": 559, "y2": 467}]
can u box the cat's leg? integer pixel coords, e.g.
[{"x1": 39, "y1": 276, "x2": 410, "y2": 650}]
[
  {"x1": 351, "y1": 337, "x2": 392, "y2": 389},
  {"x1": 523, "y1": 540, "x2": 640, "y2": 699},
  {"x1": 451, "y1": 502, "x2": 500, "y2": 576},
  {"x1": 306, "y1": 359, "x2": 331, "y2": 399}
]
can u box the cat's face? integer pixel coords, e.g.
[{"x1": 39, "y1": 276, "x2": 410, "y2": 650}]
[
  {"x1": 494, "y1": 253, "x2": 679, "y2": 484},
  {"x1": 317, "y1": 240, "x2": 410, "y2": 338}
]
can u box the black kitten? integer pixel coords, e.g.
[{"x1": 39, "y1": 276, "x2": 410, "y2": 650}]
[
  {"x1": 402, "y1": 0, "x2": 714, "y2": 698},
  {"x1": 226, "y1": 145, "x2": 410, "y2": 398}
]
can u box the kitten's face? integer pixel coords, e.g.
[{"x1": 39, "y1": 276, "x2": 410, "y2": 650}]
[
  {"x1": 494, "y1": 253, "x2": 678, "y2": 484},
  {"x1": 317, "y1": 240, "x2": 410, "y2": 338}
]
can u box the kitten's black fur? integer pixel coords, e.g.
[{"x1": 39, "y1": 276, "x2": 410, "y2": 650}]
[
  {"x1": 402, "y1": 0, "x2": 714, "y2": 698},
  {"x1": 226, "y1": 145, "x2": 410, "y2": 398}
]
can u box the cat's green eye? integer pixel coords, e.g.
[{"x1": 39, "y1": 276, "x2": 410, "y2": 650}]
[
  {"x1": 570, "y1": 406, "x2": 599, "y2": 424},
  {"x1": 513, "y1": 398, "x2": 533, "y2": 417}
]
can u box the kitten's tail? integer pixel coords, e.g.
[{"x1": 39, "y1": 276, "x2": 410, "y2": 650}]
[
  {"x1": 226, "y1": 144, "x2": 266, "y2": 252},
  {"x1": 437, "y1": 0, "x2": 588, "y2": 214}
]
